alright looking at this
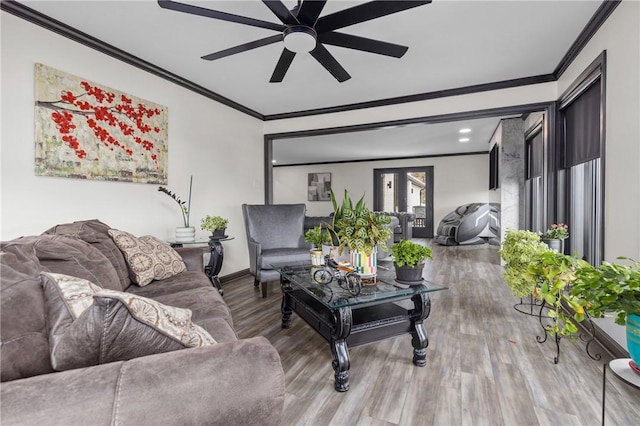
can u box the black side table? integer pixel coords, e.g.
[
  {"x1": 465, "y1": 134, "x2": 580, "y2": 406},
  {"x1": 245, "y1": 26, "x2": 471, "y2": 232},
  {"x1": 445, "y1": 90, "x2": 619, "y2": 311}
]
[
  {"x1": 169, "y1": 237, "x2": 234, "y2": 295},
  {"x1": 602, "y1": 358, "x2": 640, "y2": 425}
]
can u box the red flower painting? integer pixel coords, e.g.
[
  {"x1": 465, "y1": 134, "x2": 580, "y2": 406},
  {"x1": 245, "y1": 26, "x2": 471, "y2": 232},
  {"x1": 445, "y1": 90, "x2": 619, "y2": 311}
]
[{"x1": 34, "y1": 63, "x2": 168, "y2": 184}]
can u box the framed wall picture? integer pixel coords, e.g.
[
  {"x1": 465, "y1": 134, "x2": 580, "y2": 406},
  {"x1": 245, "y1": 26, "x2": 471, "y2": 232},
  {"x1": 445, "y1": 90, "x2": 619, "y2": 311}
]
[{"x1": 308, "y1": 172, "x2": 331, "y2": 201}]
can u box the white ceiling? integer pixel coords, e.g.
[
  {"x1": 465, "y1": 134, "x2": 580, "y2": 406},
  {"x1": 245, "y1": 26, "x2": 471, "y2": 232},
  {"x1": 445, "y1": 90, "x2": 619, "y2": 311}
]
[
  {"x1": 22, "y1": 0, "x2": 603, "y2": 117},
  {"x1": 16, "y1": 1, "x2": 604, "y2": 164},
  {"x1": 272, "y1": 115, "x2": 516, "y2": 165}
]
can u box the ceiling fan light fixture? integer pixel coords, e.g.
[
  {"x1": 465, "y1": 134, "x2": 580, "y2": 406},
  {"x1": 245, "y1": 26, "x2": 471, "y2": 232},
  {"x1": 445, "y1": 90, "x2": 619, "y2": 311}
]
[{"x1": 283, "y1": 26, "x2": 317, "y2": 53}]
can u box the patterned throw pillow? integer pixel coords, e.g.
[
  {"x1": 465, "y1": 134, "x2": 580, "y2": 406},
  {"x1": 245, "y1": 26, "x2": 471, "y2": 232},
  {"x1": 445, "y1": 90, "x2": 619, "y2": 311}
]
[
  {"x1": 107, "y1": 229, "x2": 186, "y2": 286},
  {"x1": 42, "y1": 273, "x2": 215, "y2": 371}
]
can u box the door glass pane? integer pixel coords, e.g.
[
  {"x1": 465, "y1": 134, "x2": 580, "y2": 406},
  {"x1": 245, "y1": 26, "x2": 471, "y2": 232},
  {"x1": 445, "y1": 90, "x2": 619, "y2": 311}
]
[{"x1": 408, "y1": 172, "x2": 426, "y2": 228}]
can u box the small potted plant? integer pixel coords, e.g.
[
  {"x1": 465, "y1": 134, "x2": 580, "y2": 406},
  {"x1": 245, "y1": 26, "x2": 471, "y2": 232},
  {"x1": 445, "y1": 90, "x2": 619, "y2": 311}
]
[
  {"x1": 305, "y1": 226, "x2": 329, "y2": 266},
  {"x1": 200, "y1": 215, "x2": 229, "y2": 237},
  {"x1": 540, "y1": 223, "x2": 569, "y2": 253},
  {"x1": 391, "y1": 240, "x2": 432, "y2": 283},
  {"x1": 571, "y1": 258, "x2": 640, "y2": 369}
]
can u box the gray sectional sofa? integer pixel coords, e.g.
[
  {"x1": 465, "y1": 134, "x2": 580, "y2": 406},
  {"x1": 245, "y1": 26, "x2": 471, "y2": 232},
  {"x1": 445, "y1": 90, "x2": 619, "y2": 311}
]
[{"x1": 0, "y1": 219, "x2": 285, "y2": 425}]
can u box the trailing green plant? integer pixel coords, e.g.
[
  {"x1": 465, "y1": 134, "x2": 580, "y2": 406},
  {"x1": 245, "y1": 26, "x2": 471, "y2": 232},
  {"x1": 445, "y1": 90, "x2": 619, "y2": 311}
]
[
  {"x1": 571, "y1": 257, "x2": 640, "y2": 325},
  {"x1": 328, "y1": 188, "x2": 391, "y2": 255},
  {"x1": 529, "y1": 250, "x2": 590, "y2": 336},
  {"x1": 391, "y1": 240, "x2": 432, "y2": 267},
  {"x1": 304, "y1": 226, "x2": 329, "y2": 249},
  {"x1": 200, "y1": 215, "x2": 229, "y2": 232},
  {"x1": 499, "y1": 229, "x2": 550, "y2": 297},
  {"x1": 158, "y1": 176, "x2": 192, "y2": 227}
]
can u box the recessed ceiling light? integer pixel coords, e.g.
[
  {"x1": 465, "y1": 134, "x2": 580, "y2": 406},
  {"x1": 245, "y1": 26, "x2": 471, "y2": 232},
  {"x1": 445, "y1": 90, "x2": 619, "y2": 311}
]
[
  {"x1": 459, "y1": 138, "x2": 470, "y2": 143},
  {"x1": 272, "y1": 159, "x2": 277, "y2": 163},
  {"x1": 459, "y1": 128, "x2": 471, "y2": 134}
]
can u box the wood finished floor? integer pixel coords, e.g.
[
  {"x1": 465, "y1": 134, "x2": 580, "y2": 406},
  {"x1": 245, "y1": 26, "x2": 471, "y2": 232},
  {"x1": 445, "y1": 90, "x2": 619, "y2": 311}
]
[{"x1": 222, "y1": 243, "x2": 640, "y2": 426}]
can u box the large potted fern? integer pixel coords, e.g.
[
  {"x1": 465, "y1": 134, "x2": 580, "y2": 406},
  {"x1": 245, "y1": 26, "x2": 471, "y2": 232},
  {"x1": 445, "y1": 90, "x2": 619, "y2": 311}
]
[{"x1": 328, "y1": 189, "x2": 392, "y2": 280}]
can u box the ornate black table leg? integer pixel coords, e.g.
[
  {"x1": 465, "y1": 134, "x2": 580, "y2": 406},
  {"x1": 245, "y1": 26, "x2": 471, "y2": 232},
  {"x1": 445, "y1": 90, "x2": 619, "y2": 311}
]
[
  {"x1": 205, "y1": 239, "x2": 225, "y2": 295},
  {"x1": 410, "y1": 293, "x2": 431, "y2": 366},
  {"x1": 331, "y1": 306, "x2": 352, "y2": 392},
  {"x1": 280, "y1": 275, "x2": 293, "y2": 329}
]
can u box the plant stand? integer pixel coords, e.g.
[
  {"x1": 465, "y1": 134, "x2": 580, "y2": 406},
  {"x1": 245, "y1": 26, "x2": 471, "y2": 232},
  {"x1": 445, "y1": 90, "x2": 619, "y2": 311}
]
[
  {"x1": 513, "y1": 294, "x2": 545, "y2": 316},
  {"x1": 535, "y1": 301, "x2": 603, "y2": 364}
]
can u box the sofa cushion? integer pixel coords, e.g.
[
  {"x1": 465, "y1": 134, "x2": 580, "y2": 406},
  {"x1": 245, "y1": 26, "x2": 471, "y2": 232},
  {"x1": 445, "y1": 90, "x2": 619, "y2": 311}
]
[
  {"x1": 108, "y1": 229, "x2": 186, "y2": 286},
  {"x1": 125, "y1": 270, "x2": 211, "y2": 297},
  {"x1": 0, "y1": 243, "x2": 54, "y2": 381},
  {"x1": 11, "y1": 235, "x2": 122, "y2": 291},
  {"x1": 259, "y1": 247, "x2": 311, "y2": 269},
  {"x1": 43, "y1": 219, "x2": 131, "y2": 291},
  {"x1": 43, "y1": 273, "x2": 215, "y2": 371}
]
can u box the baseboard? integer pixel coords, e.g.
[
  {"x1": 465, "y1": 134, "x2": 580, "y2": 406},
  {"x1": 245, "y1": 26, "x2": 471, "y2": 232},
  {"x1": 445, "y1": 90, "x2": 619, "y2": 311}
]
[{"x1": 220, "y1": 269, "x2": 250, "y2": 284}]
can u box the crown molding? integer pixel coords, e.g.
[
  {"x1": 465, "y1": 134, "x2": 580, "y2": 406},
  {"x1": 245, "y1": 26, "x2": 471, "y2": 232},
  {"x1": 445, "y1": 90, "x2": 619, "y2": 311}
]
[{"x1": 0, "y1": 0, "x2": 264, "y2": 120}]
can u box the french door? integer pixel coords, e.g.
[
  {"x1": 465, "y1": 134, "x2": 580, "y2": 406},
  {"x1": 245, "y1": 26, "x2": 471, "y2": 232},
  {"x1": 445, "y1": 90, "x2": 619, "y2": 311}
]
[{"x1": 373, "y1": 167, "x2": 434, "y2": 238}]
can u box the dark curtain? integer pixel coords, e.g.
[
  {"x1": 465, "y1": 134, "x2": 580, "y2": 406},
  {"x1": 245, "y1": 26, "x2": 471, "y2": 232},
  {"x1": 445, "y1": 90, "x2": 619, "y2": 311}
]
[
  {"x1": 527, "y1": 130, "x2": 543, "y2": 179},
  {"x1": 564, "y1": 80, "x2": 601, "y2": 167}
]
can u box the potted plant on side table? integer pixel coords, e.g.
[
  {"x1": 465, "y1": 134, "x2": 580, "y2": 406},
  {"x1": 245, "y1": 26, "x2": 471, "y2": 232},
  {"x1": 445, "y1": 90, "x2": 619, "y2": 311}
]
[
  {"x1": 305, "y1": 225, "x2": 329, "y2": 266},
  {"x1": 391, "y1": 240, "x2": 432, "y2": 283},
  {"x1": 201, "y1": 215, "x2": 229, "y2": 238},
  {"x1": 158, "y1": 176, "x2": 194, "y2": 243},
  {"x1": 572, "y1": 258, "x2": 640, "y2": 370}
]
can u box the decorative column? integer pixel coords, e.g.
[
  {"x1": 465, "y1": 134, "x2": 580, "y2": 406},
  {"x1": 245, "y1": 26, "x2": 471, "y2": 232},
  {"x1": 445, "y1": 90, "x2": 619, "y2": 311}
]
[{"x1": 498, "y1": 118, "x2": 525, "y2": 242}]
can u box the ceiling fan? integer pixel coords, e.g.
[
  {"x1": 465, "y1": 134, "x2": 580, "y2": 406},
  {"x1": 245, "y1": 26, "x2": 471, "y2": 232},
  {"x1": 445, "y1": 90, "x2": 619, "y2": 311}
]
[{"x1": 158, "y1": 0, "x2": 431, "y2": 83}]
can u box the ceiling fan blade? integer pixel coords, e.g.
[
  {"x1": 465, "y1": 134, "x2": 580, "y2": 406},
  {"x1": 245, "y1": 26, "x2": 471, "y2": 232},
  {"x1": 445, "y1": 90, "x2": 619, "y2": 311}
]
[
  {"x1": 315, "y1": 1, "x2": 431, "y2": 33},
  {"x1": 319, "y1": 32, "x2": 408, "y2": 58},
  {"x1": 262, "y1": 0, "x2": 299, "y2": 25},
  {"x1": 158, "y1": 0, "x2": 285, "y2": 32},
  {"x1": 297, "y1": 0, "x2": 327, "y2": 27},
  {"x1": 270, "y1": 49, "x2": 297, "y2": 83},
  {"x1": 310, "y1": 44, "x2": 351, "y2": 82},
  {"x1": 201, "y1": 35, "x2": 283, "y2": 61}
]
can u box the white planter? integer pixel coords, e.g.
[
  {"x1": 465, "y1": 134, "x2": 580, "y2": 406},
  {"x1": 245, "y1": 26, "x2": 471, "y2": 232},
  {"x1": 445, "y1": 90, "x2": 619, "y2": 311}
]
[
  {"x1": 310, "y1": 249, "x2": 324, "y2": 266},
  {"x1": 175, "y1": 226, "x2": 196, "y2": 243}
]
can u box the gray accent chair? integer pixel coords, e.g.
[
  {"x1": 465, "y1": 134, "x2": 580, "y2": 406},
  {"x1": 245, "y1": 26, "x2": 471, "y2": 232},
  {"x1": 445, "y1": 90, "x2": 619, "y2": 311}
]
[{"x1": 242, "y1": 204, "x2": 311, "y2": 298}]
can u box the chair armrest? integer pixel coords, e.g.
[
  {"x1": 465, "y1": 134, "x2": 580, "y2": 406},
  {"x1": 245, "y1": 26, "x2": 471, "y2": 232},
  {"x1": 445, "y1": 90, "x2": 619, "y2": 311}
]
[
  {"x1": 1, "y1": 337, "x2": 285, "y2": 426},
  {"x1": 174, "y1": 246, "x2": 204, "y2": 272},
  {"x1": 247, "y1": 239, "x2": 261, "y2": 274}
]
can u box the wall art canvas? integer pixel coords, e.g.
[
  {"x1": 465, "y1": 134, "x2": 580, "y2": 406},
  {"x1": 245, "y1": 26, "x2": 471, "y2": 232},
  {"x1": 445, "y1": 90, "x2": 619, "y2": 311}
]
[
  {"x1": 34, "y1": 63, "x2": 168, "y2": 183},
  {"x1": 308, "y1": 172, "x2": 331, "y2": 201}
]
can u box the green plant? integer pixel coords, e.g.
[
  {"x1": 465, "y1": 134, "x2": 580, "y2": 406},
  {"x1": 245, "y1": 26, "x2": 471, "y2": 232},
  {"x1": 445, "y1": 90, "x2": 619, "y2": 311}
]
[
  {"x1": 391, "y1": 240, "x2": 432, "y2": 267},
  {"x1": 571, "y1": 257, "x2": 640, "y2": 325},
  {"x1": 200, "y1": 215, "x2": 229, "y2": 232},
  {"x1": 541, "y1": 223, "x2": 569, "y2": 240},
  {"x1": 305, "y1": 226, "x2": 329, "y2": 249},
  {"x1": 158, "y1": 176, "x2": 192, "y2": 227},
  {"x1": 499, "y1": 229, "x2": 550, "y2": 297},
  {"x1": 529, "y1": 251, "x2": 590, "y2": 336},
  {"x1": 328, "y1": 188, "x2": 391, "y2": 255}
]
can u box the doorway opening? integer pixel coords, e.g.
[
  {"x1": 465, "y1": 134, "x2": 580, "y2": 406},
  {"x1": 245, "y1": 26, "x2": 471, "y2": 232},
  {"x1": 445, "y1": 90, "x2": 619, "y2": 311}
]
[{"x1": 373, "y1": 167, "x2": 434, "y2": 238}]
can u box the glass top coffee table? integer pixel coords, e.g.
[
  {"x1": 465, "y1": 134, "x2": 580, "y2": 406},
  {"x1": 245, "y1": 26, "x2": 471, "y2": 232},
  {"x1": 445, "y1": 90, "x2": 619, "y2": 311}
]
[{"x1": 272, "y1": 260, "x2": 447, "y2": 392}]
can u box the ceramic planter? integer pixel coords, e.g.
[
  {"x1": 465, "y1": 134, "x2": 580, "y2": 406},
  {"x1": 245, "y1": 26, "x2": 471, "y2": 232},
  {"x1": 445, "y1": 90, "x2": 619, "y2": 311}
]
[
  {"x1": 212, "y1": 227, "x2": 226, "y2": 237},
  {"x1": 310, "y1": 249, "x2": 324, "y2": 266},
  {"x1": 175, "y1": 226, "x2": 195, "y2": 243},
  {"x1": 542, "y1": 238, "x2": 564, "y2": 253},
  {"x1": 627, "y1": 314, "x2": 640, "y2": 368},
  {"x1": 394, "y1": 262, "x2": 425, "y2": 283},
  {"x1": 350, "y1": 249, "x2": 376, "y2": 280}
]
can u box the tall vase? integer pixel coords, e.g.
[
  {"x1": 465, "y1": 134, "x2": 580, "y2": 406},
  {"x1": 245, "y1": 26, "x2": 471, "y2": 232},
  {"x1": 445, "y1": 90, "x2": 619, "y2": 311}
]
[
  {"x1": 350, "y1": 249, "x2": 377, "y2": 282},
  {"x1": 175, "y1": 226, "x2": 196, "y2": 243},
  {"x1": 627, "y1": 314, "x2": 640, "y2": 368}
]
